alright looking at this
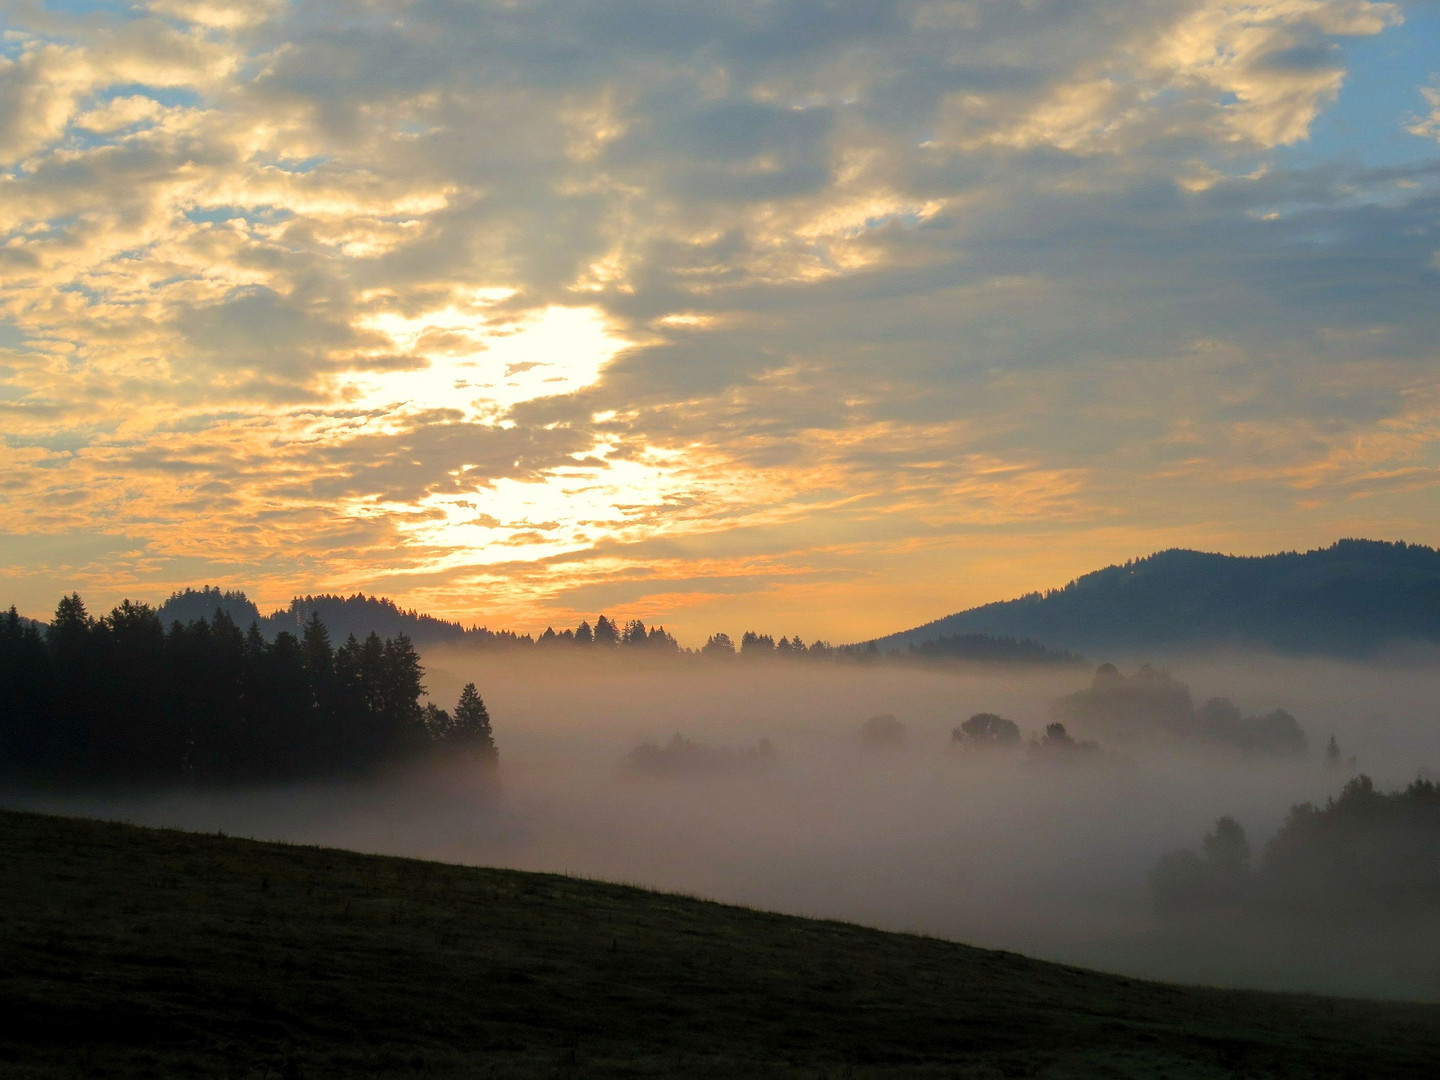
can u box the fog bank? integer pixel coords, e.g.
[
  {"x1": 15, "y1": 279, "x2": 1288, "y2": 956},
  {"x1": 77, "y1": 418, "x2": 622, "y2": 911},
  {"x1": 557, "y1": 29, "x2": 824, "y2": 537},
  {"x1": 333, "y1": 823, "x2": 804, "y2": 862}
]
[{"x1": 12, "y1": 651, "x2": 1440, "y2": 1000}]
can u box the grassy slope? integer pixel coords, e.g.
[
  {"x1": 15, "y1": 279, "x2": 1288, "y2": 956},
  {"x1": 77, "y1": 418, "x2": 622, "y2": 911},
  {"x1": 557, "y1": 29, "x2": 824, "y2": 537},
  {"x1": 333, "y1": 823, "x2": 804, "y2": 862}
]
[{"x1": 2, "y1": 809, "x2": 1438, "y2": 1079}]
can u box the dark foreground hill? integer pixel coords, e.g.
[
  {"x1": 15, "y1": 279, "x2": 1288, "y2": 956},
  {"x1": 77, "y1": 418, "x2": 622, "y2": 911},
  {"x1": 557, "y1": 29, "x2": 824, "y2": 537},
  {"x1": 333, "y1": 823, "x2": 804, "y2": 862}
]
[
  {"x1": 873, "y1": 539, "x2": 1440, "y2": 658},
  {"x1": 3, "y1": 812, "x2": 1439, "y2": 1079}
]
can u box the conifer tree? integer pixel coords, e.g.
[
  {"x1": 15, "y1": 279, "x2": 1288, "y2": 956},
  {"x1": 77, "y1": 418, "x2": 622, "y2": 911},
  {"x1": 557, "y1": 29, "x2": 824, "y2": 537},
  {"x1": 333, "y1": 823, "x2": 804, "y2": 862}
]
[
  {"x1": 594, "y1": 615, "x2": 619, "y2": 647},
  {"x1": 452, "y1": 682, "x2": 497, "y2": 762}
]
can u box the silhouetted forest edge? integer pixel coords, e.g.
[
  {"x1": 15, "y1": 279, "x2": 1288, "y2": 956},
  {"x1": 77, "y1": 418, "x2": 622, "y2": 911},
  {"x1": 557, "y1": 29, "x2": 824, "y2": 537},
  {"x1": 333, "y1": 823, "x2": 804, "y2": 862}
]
[
  {"x1": 4, "y1": 808, "x2": 1439, "y2": 1079},
  {"x1": 16, "y1": 537, "x2": 1440, "y2": 664},
  {"x1": 11, "y1": 585, "x2": 1085, "y2": 669},
  {"x1": 1152, "y1": 774, "x2": 1440, "y2": 921},
  {"x1": 871, "y1": 538, "x2": 1440, "y2": 658},
  {"x1": 0, "y1": 596, "x2": 495, "y2": 791}
]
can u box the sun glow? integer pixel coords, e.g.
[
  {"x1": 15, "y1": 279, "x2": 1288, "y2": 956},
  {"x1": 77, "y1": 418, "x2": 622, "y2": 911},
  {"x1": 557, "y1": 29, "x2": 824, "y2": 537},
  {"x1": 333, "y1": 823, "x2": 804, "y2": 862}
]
[
  {"x1": 352, "y1": 299, "x2": 633, "y2": 419},
  {"x1": 362, "y1": 440, "x2": 693, "y2": 567}
]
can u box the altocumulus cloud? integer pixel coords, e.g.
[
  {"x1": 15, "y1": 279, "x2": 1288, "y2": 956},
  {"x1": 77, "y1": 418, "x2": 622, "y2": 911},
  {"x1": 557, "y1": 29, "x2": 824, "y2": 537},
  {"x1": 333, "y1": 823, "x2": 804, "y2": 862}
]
[{"x1": 1, "y1": 0, "x2": 1438, "y2": 643}]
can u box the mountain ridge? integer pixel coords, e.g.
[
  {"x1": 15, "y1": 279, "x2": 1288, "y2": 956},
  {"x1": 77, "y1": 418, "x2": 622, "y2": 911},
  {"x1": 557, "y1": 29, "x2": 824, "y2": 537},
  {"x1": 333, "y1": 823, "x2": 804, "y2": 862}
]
[{"x1": 871, "y1": 538, "x2": 1440, "y2": 658}]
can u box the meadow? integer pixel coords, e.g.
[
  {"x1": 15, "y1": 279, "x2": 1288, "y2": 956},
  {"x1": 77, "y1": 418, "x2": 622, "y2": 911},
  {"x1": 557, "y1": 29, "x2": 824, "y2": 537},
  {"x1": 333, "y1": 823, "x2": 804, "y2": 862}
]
[{"x1": 4, "y1": 807, "x2": 1440, "y2": 1079}]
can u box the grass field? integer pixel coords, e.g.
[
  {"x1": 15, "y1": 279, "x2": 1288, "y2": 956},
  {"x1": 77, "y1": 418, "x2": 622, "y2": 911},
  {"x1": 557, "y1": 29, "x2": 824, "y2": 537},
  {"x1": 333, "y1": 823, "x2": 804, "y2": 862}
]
[{"x1": 2, "y1": 807, "x2": 1438, "y2": 1078}]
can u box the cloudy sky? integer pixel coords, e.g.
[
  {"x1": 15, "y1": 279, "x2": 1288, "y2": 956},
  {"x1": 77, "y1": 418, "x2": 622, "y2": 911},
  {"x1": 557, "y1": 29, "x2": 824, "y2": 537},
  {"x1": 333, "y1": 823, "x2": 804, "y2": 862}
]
[{"x1": 2, "y1": 0, "x2": 1439, "y2": 643}]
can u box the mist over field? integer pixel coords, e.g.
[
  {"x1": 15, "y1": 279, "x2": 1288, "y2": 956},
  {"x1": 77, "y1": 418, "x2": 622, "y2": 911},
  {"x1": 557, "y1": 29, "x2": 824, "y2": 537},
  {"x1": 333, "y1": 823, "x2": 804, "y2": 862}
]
[{"x1": 15, "y1": 650, "x2": 1440, "y2": 1000}]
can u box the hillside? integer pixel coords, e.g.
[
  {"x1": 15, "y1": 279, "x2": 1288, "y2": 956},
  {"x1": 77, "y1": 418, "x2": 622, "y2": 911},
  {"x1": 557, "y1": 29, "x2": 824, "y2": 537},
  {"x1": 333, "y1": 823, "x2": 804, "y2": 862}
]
[
  {"x1": 872, "y1": 539, "x2": 1440, "y2": 657},
  {"x1": 3, "y1": 810, "x2": 1440, "y2": 1078}
]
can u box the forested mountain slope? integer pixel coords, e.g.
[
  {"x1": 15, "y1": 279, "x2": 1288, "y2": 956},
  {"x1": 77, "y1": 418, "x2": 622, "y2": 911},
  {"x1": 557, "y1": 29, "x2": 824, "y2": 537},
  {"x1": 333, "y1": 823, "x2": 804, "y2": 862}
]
[{"x1": 873, "y1": 539, "x2": 1440, "y2": 657}]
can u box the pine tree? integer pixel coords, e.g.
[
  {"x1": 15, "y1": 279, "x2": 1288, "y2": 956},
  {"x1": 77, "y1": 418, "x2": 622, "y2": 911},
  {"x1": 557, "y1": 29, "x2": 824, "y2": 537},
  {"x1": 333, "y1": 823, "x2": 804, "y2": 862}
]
[
  {"x1": 594, "y1": 615, "x2": 619, "y2": 647},
  {"x1": 452, "y1": 682, "x2": 497, "y2": 762}
]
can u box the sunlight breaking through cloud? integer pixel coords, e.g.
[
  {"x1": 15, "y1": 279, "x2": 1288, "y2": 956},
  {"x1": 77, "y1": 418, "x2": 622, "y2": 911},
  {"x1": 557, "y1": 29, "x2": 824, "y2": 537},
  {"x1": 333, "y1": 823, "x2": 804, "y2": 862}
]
[
  {"x1": 352, "y1": 301, "x2": 633, "y2": 420},
  {"x1": 0, "y1": 0, "x2": 1438, "y2": 640}
]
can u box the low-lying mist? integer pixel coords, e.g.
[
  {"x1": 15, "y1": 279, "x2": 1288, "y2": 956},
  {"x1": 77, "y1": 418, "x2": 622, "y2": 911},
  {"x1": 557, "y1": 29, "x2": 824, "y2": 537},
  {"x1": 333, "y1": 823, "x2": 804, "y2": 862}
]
[{"x1": 13, "y1": 650, "x2": 1440, "y2": 1000}]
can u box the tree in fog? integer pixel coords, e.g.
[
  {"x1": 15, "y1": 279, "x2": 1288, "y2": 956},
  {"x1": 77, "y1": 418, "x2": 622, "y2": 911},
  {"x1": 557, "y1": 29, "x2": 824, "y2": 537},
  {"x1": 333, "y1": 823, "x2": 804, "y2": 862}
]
[
  {"x1": 702, "y1": 632, "x2": 736, "y2": 657},
  {"x1": 1055, "y1": 664, "x2": 1307, "y2": 753},
  {"x1": 449, "y1": 682, "x2": 497, "y2": 762},
  {"x1": 646, "y1": 625, "x2": 679, "y2": 651},
  {"x1": 593, "y1": 615, "x2": 619, "y2": 647},
  {"x1": 1149, "y1": 815, "x2": 1253, "y2": 912},
  {"x1": 1203, "y1": 815, "x2": 1251, "y2": 873},
  {"x1": 1029, "y1": 722, "x2": 1100, "y2": 760},
  {"x1": 1326, "y1": 735, "x2": 1342, "y2": 769},
  {"x1": 1040, "y1": 722, "x2": 1074, "y2": 749},
  {"x1": 1261, "y1": 775, "x2": 1440, "y2": 915},
  {"x1": 952, "y1": 712, "x2": 1021, "y2": 748},
  {"x1": 740, "y1": 631, "x2": 775, "y2": 657},
  {"x1": 859, "y1": 714, "x2": 906, "y2": 747}
]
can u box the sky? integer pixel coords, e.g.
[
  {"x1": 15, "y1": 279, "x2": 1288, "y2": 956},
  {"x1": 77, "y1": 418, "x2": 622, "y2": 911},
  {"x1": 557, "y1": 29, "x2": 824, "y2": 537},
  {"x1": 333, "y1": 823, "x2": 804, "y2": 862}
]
[{"x1": 1, "y1": 0, "x2": 1439, "y2": 645}]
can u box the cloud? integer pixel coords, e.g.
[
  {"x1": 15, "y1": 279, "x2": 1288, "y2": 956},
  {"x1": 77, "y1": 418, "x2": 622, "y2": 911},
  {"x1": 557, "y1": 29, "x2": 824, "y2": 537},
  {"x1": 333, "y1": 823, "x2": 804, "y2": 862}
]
[
  {"x1": 1410, "y1": 80, "x2": 1440, "y2": 142},
  {"x1": 0, "y1": 0, "x2": 1435, "y2": 642}
]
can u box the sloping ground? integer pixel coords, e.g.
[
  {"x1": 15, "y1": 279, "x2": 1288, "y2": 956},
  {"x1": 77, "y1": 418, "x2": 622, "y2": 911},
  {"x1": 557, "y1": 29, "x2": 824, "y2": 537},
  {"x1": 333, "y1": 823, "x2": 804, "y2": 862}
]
[
  {"x1": 872, "y1": 539, "x2": 1440, "y2": 657},
  {"x1": 1, "y1": 809, "x2": 1437, "y2": 1079}
]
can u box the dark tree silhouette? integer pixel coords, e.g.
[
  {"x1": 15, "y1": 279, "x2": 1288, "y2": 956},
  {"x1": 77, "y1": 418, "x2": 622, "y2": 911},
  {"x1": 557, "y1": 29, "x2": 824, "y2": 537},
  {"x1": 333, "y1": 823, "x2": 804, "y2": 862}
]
[
  {"x1": 1150, "y1": 776, "x2": 1440, "y2": 918},
  {"x1": 1149, "y1": 815, "x2": 1254, "y2": 912},
  {"x1": 593, "y1": 615, "x2": 619, "y2": 647},
  {"x1": 1203, "y1": 815, "x2": 1251, "y2": 873},
  {"x1": 952, "y1": 712, "x2": 1021, "y2": 747},
  {"x1": 448, "y1": 682, "x2": 497, "y2": 762},
  {"x1": 740, "y1": 631, "x2": 775, "y2": 657},
  {"x1": 702, "y1": 632, "x2": 735, "y2": 657},
  {"x1": 1030, "y1": 722, "x2": 1101, "y2": 760},
  {"x1": 0, "y1": 607, "x2": 51, "y2": 776},
  {"x1": 0, "y1": 595, "x2": 448, "y2": 789},
  {"x1": 1326, "y1": 735, "x2": 1341, "y2": 767}
]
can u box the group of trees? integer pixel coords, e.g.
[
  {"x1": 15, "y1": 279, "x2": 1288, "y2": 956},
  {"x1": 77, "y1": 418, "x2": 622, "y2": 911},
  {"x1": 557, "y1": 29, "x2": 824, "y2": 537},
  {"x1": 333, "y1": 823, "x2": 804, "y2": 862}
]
[
  {"x1": 1053, "y1": 664, "x2": 1307, "y2": 754},
  {"x1": 627, "y1": 733, "x2": 777, "y2": 778},
  {"x1": 137, "y1": 583, "x2": 1090, "y2": 672},
  {"x1": 949, "y1": 712, "x2": 1100, "y2": 759},
  {"x1": 700, "y1": 632, "x2": 836, "y2": 658},
  {"x1": 1150, "y1": 776, "x2": 1440, "y2": 918},
  {"x1": 0, "y1": 595, "x2": 495, "y2": 789},
  {"x1": 536, "y1": 616, "x2": 681, "y2": 651}
]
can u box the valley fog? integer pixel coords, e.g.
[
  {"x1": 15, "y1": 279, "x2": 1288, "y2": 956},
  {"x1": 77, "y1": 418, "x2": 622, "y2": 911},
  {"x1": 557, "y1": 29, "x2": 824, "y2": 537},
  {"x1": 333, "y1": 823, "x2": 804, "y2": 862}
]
[{"x1": 16, "y1": 650, "x2": 1440, "y2": 999}]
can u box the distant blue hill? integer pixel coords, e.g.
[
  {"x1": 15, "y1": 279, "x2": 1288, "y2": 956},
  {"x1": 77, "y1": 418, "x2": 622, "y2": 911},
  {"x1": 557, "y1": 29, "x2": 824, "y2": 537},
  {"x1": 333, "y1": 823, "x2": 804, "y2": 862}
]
[{"x1": 869, "y1": 539, "x2": 1440, "y2": 658}]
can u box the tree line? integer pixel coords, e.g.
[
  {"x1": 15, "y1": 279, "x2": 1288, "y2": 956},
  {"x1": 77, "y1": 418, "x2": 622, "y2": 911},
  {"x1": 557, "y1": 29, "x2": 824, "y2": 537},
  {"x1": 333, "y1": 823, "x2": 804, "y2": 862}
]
[
  {"x1": 148, "y1": 586, "x2": 1073, "y2": 668},
  {"x1": 1150, "y1": 775, "x2": 1440, "y2": 918},
  {"x1": 0, "y1": 595, "x2": 495, "y2": 790}
]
